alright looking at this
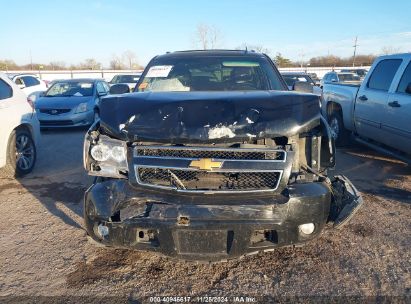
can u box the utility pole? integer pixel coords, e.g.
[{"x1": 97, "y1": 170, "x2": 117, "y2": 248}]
[
  {"x1": 298, "y1": 51, "x2": 305, "y2": 69},
  {"x1": 352, "y1": 36, "x2": 358, "y2": 67},
  {"x1": 30, "y1": 50, "x2": 33, "y2": 70}
]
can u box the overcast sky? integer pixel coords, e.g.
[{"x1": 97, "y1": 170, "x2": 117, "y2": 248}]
[{"x1": 1, "y1": 0, "x2": 410, "y2": 67}]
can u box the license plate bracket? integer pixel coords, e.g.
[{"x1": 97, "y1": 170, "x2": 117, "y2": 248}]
[{"x1": 174, "y1": 230, "x2": 228, "y2": 255}]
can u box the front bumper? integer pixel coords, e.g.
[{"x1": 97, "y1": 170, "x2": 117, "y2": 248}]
[
  {"x1": 84, "y1": 180, "x2": 333, "y2": 261},
  {"x1": 37, "y1": 110, "x2": 94, "y2": 127}
]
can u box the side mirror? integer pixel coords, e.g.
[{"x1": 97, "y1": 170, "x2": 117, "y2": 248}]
[
  {"x1": 17, "y1": 84, "x2": 26, "y2": 89},
  {"x1": 39, "y1": 91, "x2": 45, "y2": 97},
  {"x1": 293, "y1": 81, "x2": 314, "y2": 93},
  {"x1": 406, "y1": 82, "x2": 411, "y2": 94},
  {"x1": 331, "y1": 79, "x2": 337, "y2": 83},
  {"x1": 109, "y1": 83, "x2": 130, "y2": 95}
]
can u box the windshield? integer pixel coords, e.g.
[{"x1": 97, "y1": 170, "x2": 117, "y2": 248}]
[
  {"x1": 136, "y1": 56, "x2": 284, "y2": 92},
  {"x1": 111, "y1": 75, "x2": 140, "y2": 84},
  {"x1": 339, "y1": 74, "x2": 361, "y2": 82},
  {"x1": 282, "y1": 75, "x2": 314, "y2": 87},
  {"x1": 45, "y1": 81, "x2": 94, "y2": 97}
]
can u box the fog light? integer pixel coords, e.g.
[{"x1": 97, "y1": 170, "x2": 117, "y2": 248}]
[
  {"x1": 299, "y1": 223, "x2": 315, "y2": 235},
  {"x1": 97, "y1": 224, "x2": 109, "y2": 238}
]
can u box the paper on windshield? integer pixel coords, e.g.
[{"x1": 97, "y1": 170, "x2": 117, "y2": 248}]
[
  {"x1": 80, "y1": 83, "x2": 93, "y2": 88},
  {"x1": 145, "y1": 65, "x2": 173, "y2": 78},
  {"x1": 147, "y1": 78, "x2": 189, "y2": 91}
]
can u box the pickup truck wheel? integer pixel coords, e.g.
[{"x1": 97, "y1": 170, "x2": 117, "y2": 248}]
[
  {"x1": 329, "y1": 113, "x2": 350, "y2": 146},
  {"x1": 0, "y1": 129, "x2": 36, "y2": 178}
]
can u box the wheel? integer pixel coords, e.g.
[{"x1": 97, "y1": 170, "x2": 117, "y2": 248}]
[
  {"x1": 0, "y1": 128, "x2": 36, "y2": 178},
  {"x1": 328, "y1": 112, "x2": 350, "y2": 146}
]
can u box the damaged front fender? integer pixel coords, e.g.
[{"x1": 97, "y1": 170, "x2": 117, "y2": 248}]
[{"x1": 329, "y1": 175, "x2": 363, "y2": 228}]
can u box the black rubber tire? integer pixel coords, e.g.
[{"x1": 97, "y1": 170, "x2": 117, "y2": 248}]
[
  {"x1": 0, "y1": 128, "x2": 36, "y2": 178},
  {"x1": 328, "y1": 112, "x2": 350, "y2": 147}
]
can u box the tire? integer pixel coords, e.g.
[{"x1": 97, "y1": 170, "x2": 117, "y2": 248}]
[
  {"x1": 0, "y1": 128, "x2": 36, "y2": 178},
  {"x1": 328, "y1": 112, "x2": 350, "y2": 147}
]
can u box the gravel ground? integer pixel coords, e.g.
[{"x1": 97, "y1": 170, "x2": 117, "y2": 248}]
[{"x1": 0, "y1": 129, "x2": 410, "y2": 303}]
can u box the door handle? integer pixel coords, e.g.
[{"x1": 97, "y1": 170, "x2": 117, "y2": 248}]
[
  {"x1": 388, "y1": 101, "x2": 401, "y2": 108},
  {"x1": 358, "y1": 95, "x2": 368, "y2": 101}
]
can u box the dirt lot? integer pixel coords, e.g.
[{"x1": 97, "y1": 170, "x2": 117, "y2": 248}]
[{"x1": 0, "y1": 129, "x2": 410, "y2": 303}]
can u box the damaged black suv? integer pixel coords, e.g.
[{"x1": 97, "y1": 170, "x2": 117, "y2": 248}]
[{"x1": 83, "y1": 50, "x2": 362, "y2": 261}]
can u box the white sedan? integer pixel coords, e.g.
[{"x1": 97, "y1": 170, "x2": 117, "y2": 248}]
[
  {"x1": 0, "y1": 73, "x2": 40, "y2": 177},
  {"x1": 7, "y1": 73, "x2": 48, "y2": 96}
]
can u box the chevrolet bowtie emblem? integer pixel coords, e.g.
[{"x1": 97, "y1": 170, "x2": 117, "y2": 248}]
[{"x1": 189, "y1": 158, "x2": 223, "y2": 171}]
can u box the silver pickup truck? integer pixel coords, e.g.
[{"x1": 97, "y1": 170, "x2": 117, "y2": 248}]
[{"x1": 322, "y1": 53, "x2": 411, "y2": 161}]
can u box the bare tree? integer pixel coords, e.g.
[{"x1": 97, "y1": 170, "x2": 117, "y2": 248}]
[
  {"x1": 122, "y1": 50, "x2": 138, "y2": 69},
  {"x1": 236, "y1": 43, "x2": 271, "y2": 54},
  {"x1": 381, "y1": 46, "x2": 401, "y2": 55},
  {"x1": 193, "y1": 24, "x2": 223, "y2": 50},
  {"x1": 109, "y1": 54, "x2": 124, "y2": 70},
  {"x1": 308, "y1": 54, "x2": 376, "y2": 67},
  {"x1": 0, "y1": 59, "x2": 18, "y2": 70},
  {"x1": 49, "y1": 61, "x2": 66, "y2": 70},
  {"x1": 78, "y1": 58, "x2": 101, "y2": 70}
]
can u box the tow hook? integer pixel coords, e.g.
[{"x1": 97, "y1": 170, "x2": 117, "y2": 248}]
[{"x1": 329, "y1": 175, "x2": 363, "y2": 229}]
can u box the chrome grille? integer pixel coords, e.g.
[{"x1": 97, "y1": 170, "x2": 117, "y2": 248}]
[
  {"x1": 135, "y1": 146, "x2": 285, "y2": 161},
  {"x1": 134, "y1": 146, "x2": 286, "y2": 193},
  {"x1": 137, "y1": 168, "x2": 281, "y2": 192}
]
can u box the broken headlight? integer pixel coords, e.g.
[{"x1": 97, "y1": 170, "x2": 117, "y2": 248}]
[{"x1": 87, "y1": 135, "x2": 128, "y2": 178}]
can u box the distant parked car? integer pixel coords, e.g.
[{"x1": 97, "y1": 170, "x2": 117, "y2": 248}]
[
  {"x1": 6, "y1": 73, "x2": 48, "y2": 96},
  {"x1": 281, "y1": 72, "x2": 322, "y2": 96},
  {"x1": 35, "y1": 79, "x2": 110, "y2": 128},
  {"x1": 320, "y1": 72, "x2": 361, "y2": 88},
  {"x1": 340, "y1": 68, "x2": 368, "y2": 79},
  {"x1": 109, "y1": 74, "x2": 141, "y2": 91},
  {"x1": 0, "y1": 73, "x2": 40, "y2": 177}
]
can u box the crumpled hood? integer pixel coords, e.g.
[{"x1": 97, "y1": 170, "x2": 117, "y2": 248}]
[{"x1": 99, "y1": 91, "x2": 321, "y2": 143}]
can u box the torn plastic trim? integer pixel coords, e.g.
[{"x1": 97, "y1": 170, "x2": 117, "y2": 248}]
[
  {"x1": 329, "y1": 175, "x2": 363, "y2": 229},
  {"x1": 320, "y1": 115, "x2": 336, "y2": 169}
]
